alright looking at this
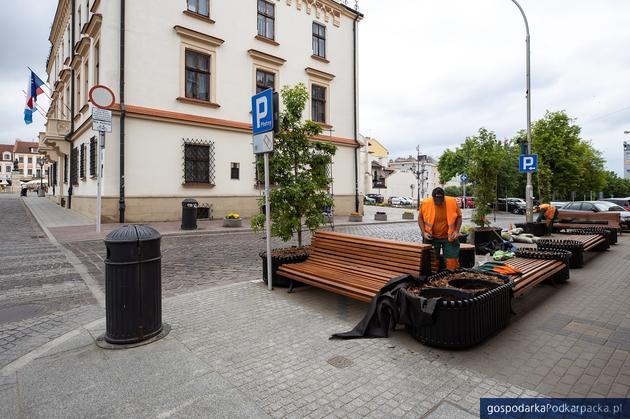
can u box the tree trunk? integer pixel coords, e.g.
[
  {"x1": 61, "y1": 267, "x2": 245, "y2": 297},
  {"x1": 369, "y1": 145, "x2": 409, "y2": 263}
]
[{"x1": 297, "y1": 227, "x2": 302, "y2": 247}]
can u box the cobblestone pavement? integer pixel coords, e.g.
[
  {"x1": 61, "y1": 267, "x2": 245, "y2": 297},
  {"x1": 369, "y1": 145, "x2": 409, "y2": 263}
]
[{"x1": 0, "y1": 194, "x2": 102, "y2": 369}]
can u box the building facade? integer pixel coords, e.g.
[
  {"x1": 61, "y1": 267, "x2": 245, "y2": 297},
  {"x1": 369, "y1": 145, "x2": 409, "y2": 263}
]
[
  {"x1": 385, "y1": 155, "x2": 441, "y2": 201},
  {"x1": 40, "y1": 0, "x2": 363, "y2": 222},
  {"x1": 0, "y1": 141, "x2": 51, "y2": 189},
  {"x1": 0, "y1": 144, "x2": 13, "y2": 186}
]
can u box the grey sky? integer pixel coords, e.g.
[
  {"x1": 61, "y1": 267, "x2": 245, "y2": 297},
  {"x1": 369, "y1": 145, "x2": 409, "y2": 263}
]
[{"x1": 1, "y1": 0, "x2": 629, "y2": 176}]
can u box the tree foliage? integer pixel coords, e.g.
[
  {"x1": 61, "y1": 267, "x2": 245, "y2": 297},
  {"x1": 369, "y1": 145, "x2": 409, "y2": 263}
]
[
  {"x1": 602, "y1": 171, "x2": 630, "y2": 198},
  {"x1": 251, "y1": 84, "x2": 336, "y2": 247}
]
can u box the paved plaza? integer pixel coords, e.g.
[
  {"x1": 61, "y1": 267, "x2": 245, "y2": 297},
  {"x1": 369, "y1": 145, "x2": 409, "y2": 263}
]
[{"x1": 1, "y1": 194, "x2": 629, "y2": 417}]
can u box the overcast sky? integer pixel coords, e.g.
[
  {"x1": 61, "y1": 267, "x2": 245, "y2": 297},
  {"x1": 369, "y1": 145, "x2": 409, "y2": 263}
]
[{"x1": 1, "y1": 0, "x2": 629, "y2": 175}]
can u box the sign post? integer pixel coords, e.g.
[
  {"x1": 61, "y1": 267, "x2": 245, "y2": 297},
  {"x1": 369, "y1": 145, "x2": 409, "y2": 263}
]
[
  {"x1": 252, "y1": 89, "x2": 275, "y2": 291},
  {"x1": 460, "y1": 174, "x2": 468, "y2": 209},
  {"x1": 89, "y1": 85, "x2": 115, "y2": 233}
]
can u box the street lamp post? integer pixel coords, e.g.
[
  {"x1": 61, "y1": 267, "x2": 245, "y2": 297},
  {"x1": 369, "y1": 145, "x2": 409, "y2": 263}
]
[
  {"x1": 510, "y1": 0, "x2": 533, "y2": 222},
  {"x1": 36, "y1": 157, "x2": 47, "y2": 197}
]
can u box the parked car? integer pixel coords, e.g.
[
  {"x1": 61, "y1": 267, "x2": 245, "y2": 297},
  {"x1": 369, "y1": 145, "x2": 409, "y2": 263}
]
[
  {"x1": 364, "y1": 195, "x2": 376, "y2": 204},
  {"x1": 387, "y1": 196, "x2": 405, "y2": 206},
  {"x1": 494, "y1": 198, "x2": 527, "y2": 214},
  {"x1": 550, "y1": 201, "x2": 569, "y2": 209},
  {"x1": 560, "y1": 201, "x2": 630, "y2": 229},
  {"x1": 603, "y1": 198, "x2": 630, "y2": 211},
  {"x1": 366, "y1": 193, "x2": 384, "y2": 204},
  {"x1": 399, "y1": 196, "x2": 413, "y2": 206}
]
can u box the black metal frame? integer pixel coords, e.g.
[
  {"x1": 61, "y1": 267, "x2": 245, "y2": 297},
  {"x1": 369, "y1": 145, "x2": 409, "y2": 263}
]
[{"x1": 182, "y1": 139, "x2": 215, "y2": 185}]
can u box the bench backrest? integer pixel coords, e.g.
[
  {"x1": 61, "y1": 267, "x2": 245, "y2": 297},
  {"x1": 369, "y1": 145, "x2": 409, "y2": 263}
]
[
  {"x1": 311, "y1": 231, "x2": 432, "y2": 277},
  {"x1": 557, "y1": 210, "x2": 620, "y2": 228}
]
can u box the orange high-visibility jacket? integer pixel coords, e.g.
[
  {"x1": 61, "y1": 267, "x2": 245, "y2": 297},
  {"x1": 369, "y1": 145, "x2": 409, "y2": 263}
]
[
  {"x1": 539, "y1": 203, "x2": 557, "y2": 221},
  {"x1": 420, "y1": 196, "x2": 459, "y2": 236}
]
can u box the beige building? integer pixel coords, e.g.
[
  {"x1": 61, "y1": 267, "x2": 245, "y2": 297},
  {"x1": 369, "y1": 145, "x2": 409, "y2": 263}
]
[
  {"x1": 0, "y1": 141, "x2": 52, "y2": 190},
  {"x1": 40, "y1": 0, "x2": 364, "y2": 222},
  {"x1": 386, "y1": 155, "x2": 442, "y2": 201}
]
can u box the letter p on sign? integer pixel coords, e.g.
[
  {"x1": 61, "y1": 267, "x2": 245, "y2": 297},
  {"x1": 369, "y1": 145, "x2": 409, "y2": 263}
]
[
  {"x1": 519, "y1": 154, "x2": 538, "y2": 173},
  {"x1": 255, "y1": 97, "x2": 267, "y2": 129}
]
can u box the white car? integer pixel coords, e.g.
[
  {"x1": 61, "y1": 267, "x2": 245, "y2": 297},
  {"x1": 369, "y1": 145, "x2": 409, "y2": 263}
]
[{"x1": 388, "y1": 196, "x2": 404, "y2": 205}]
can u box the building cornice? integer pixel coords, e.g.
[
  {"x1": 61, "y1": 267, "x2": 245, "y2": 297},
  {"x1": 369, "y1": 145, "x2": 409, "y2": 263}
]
[
  {"x1": 107, "y1": 103, "x2": 358, "y2": 147},
  {"x1": 47, "y1": 0, "x2": 70, "y2": 72},
  {"x1": 173, "y1": 25, "x2": 225, "y2": 47},
  {"x1": 74, "y1": 36, "x2": 91, "y2": 57},
  {"x1": 248, "y1": 49, "x2": 286, "y2": 66},
  {"x1": 85, "y1": 14, "x2": 102, "y2": 38},
  {"x1": 305, "y1": 67, "x2": 335, "y2": 81}
]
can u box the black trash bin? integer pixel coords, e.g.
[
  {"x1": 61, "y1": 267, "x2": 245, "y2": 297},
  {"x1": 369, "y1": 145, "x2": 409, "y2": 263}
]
[
  {"x1": 20, "y1": 188, "x2": 27, "y2": 197},
  {"x1": 104, "y1": 225, "x2": 163, "y2": 345},
  {"x1": 181, "y1": 198, "x2": 198, "y2": 230}
]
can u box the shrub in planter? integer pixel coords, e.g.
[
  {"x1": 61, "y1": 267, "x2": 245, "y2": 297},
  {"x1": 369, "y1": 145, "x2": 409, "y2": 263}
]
[
  {"x1": 223, "y1": 213, "x2": 242, "y2": 227},
  {"x1": 402, "y1": 269, "x2": 512, "y2": 348},
  {"x1": 402, "y1": 211, "x2": 415, "y2": 220},
  {"x1": 260, "y1": 246, "x2": 310, "y2": 287},
  {"x1": 374, "y1": 211, "x2": 387, "y2": 221},
  {"x1": 348, "y1": 211, "x2": 363, "y2": 222}
]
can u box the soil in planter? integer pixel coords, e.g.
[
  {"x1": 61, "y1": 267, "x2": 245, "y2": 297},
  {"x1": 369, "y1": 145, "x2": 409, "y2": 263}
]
[
  {"x1": 407, "y1": 271, "x2": 506, "y2": 300},
  {"x1": 267, "y1": 246, "x2": 311, "y2": 258}
]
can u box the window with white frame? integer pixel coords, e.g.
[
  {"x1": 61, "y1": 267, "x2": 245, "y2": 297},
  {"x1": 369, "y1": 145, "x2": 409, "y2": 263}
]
[
  {"x1": 185, "y1": 50, "x2": 211, "y2": 101},
  {"x1": 187, "y1": 0, "x2": 209, "y2": 16},
  {"x1": 255, "y1": 69, "x2": 275, "y2": 94},
  {"x1": 257, "y1": 0, "x2": 275, "y2": 40}
]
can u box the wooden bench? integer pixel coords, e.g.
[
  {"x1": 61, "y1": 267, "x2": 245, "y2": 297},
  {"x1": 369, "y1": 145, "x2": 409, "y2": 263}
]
[
  {"x1": 559, "y1": 234, "x2": 608, "y2": 251},
  {"x1": 277, "y1": 231, "x2": 433, "y2": 302},
  {"x1": 504, "y1": 255, "x2": 569, "y2": 298},
  {"x1": 555, "y1": 210, "x2": 621, "y2": 232}
]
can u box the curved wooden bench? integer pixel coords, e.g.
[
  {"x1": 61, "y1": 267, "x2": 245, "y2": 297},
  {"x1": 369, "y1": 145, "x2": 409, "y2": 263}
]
[
  {"x1": 555, "y1": 210, "x2": 621, "y2": 232},
  {"x1": 277, "y1": 231, "x2": 433, "y2": 302}
]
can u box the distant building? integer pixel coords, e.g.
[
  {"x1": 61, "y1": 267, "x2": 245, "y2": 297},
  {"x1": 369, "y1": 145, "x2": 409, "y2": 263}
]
[
  {"x1": 0, "y1": 144, "x2": 13, "y2": 186},
  {"x1": 387, "y1": 155, "x2": 441, "y2": 200},
  {"x1": 625, "y1": 142, "x2": 630, "y2": 180},
  {"x1": 361, "y1": 136, "x2": 392, "y2": 196}
]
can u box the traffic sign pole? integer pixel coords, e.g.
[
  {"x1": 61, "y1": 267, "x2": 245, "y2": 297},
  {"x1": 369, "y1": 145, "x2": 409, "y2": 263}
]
[
  {"x1": 264, "y1": 152, "x2": 272, "y2": 291},
  {"x1": 96, "y1": 131, "x2": 104, "y2": 233}
]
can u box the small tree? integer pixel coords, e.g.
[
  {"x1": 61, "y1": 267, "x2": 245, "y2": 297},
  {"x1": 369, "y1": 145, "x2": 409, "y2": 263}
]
[
  {"x1": 251, "y1": 84, "x2": 336, "y2": 247},
  {"x1": 467, "y1": 128, "x2": 504, "y2": 227}
]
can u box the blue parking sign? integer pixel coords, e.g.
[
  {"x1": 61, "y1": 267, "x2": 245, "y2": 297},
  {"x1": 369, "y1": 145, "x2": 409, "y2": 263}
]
[
  {"x1": 252, "y1": 89, "x2": 274, "y2": 135},
  {"x1": 519, "y1": 154, "x2": 538, "y2": 173}
]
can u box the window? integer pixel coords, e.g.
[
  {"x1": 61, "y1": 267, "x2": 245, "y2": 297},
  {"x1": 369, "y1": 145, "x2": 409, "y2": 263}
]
[
  {"x1": 19, "y1": 156, "x2": 24, "y2": 163},
  {"x1": 257, "y1": 0, "x2": 275, "y2": 40},
  {"x1": 84, "y1": 60, "x2": 89, "y2": 104},
  {"x1": 187, "y1": 0, "x2": 209, "y2": 16},
  {"x1": 94, "y1": 41, "x2": 100, "y2": 84},
  {"x1": 311, "y1": 84, "x2": 326, "y2": 123},
  {"x1": 255, "y1": 69, "x2": 275, "y2": 94},
  {"x1": 36, "y1": 169, "x2": 41, "y2": 178},
  {"x1": 79, "y1": 143, "x2": 86, "y2": 179},
  {"x1": 52, "y1": 162, "x2": 58, "y2": 186},
  {"x1": 64, "y1": 155, "x2": 68, "y2": 183},
  {"x1": 71, "y1": 147, "x2": 78, "y2": 185},
  {"x1": 312, "y1": 22, "x2": 326, "y2": 58},
  {"x1": 89, "y1": 137, "x2": 97, "y2": 176},
  {"x1": 185, "y1": 50, "x2": 210, "y2": 101},
  {"x1": 77, "y1": 6, "x2": 82, "y2": 34},
  {"x1": 184, "y1": 142, "x2": 215, "y2": 184},
  {"x1": 3, "y1": 152, "x2": 9, "y2": 160},
  {"x1": 28, "y1": 157, "x2": 33, "y2": 164},
  {"x1": 76, "y1": 71, "x2": 82, "y2": 109},
  {"x1": 230, "y1": 162, "x2": 240, "y2": 180}
]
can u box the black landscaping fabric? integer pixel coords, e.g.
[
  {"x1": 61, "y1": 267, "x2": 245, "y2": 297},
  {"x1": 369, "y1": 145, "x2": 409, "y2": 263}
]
[{"x1": 331, "y1": 275, "x2": 439, "y2": 339}]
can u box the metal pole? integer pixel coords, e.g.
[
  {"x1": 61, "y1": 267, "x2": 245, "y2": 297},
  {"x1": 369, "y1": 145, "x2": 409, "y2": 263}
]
[
  {"x1": 96, "y1": 131, "x2": 104, "y2": 233},
  {"x1": 264, "y1": 152, "x2": 272, "y2": 291},
  {"x1": 463, "y1": 182, "x2": 467, "y2": 209},
  {"x1": 511, "y1": 0, "x2": 533, "y2": 222}
]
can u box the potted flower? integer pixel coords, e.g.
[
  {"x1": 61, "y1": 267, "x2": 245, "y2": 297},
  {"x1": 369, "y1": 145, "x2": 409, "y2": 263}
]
[
  {"x1": 348, "y1": 211, "x2": 363, "y2": 222},
  {"x1": 223, "y1": 213, "x2": 242, "y2": 227},
  {"x1": 402, "y1": 210, "x2": 415, "y2": 220},
  {"x1": 374, "y1": 211, "x2": 387, "y2": 221}
]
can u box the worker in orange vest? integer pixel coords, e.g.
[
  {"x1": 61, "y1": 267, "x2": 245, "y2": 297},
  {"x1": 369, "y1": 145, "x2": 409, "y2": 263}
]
[
  {"x1": 534, "y1": 203, "x2": 558, "y2": 234},
  {"x1": 418, "y1": 187, "x2": 463, "y2": 272}
]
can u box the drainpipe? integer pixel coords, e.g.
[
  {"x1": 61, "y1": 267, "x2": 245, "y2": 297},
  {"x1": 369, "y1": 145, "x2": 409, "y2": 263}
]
[
  {"x1": 67, "y1": 0, "x2": 76, "y2": 209},
  {"x1": 352, "y1": 15, "x2": 359, "y2": 213},
  {"x1": 119, "y1": 0, "x2": 126, "y2": 223}
]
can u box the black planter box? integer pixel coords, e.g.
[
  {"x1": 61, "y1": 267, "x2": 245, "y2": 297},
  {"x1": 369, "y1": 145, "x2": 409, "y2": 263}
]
[
  {"x1": 515, "y1": 222, "x2": 548, "y2": 237},
  {"x1": 402, "y1": 269, "x2": 513, "y2": 349},
  {"x1": 536, "y1": 239, "x2": 585, "y2": 269},
  {"x1": 473, "y1": 227, "x2": 503, "y2": 255},
  {"x1": 459, "y1": 245, "x2": 476, "y2": 268},
  {"x1": 260, "y1": 248, "x2": 309, "y2": 288}
]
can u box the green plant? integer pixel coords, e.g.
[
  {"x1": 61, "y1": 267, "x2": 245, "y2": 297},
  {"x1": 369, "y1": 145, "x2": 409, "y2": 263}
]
[
  {"x1": 403, "y1": 210, "x2": 414, "y2": 216},
  {"x1": 225, "y1": 213, "x2": 241, "y2": 220},
  {"x1": 350, "y1": 211, "x2": 361, "y2": 216},
  {"x1": 251, "y1": 84, "x2": 336, "y2": 247}
]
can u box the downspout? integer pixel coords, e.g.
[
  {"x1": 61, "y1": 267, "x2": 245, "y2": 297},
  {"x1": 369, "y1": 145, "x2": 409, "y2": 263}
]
[
  {"x1": 119, "y1": 0, "x2": 126, "y2": 223},
  {"x1": 352, "y1": 15, "x2": 359, "y2": 213},
  {"x1": 67, "y1": 0, "x2": 76, "y2": 209}
]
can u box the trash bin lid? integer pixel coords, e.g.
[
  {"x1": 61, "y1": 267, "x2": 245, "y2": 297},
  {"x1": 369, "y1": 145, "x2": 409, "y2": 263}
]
[
  {"x1": 105, "y1": 224, "x2": 161, "y2": 243},
  {"x1": 182, "y1": 198, "x2": 198, "y2": 206}
]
